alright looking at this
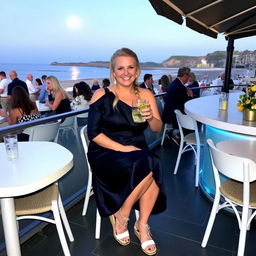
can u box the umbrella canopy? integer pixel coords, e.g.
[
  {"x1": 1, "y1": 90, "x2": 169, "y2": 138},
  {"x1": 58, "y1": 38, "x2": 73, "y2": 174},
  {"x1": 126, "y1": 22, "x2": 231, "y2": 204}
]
[{"x1": 148, "y1": 0, "x2": 256, "y2": 39}]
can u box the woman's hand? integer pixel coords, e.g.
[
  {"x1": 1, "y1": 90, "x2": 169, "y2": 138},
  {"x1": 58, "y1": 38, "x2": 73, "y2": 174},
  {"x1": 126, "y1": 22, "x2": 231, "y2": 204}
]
[
  {"x1": 121, "y1": 145, "x2": 141, "y2": 152},
  {"x1": 140, "y1": 103, "x2": 153, "y2": 122}
]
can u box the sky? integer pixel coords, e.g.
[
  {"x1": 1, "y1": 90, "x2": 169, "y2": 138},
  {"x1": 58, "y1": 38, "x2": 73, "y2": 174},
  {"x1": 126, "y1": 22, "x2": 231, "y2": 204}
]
[{"x1": 1, "y1": 0, "x2": 255, "y2": 64}]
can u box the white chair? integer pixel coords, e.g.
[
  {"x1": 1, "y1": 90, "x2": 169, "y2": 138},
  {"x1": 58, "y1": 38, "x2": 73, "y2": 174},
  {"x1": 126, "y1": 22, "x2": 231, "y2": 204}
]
[
  {"x1": 80, "y1": 125, "x2": 101, "y2": 239},
  {"x1": 15, "y1": 183, "x2": 74, "y2": 256},
  {"x1": 161, "y1": 123, "x2": 173, "y2": 146},
  {"x1": 202, "y1": 139, "x2": 256, "y2": 256},
  {"x1": 55, "y1": 117, "x2": 77, "y2": 142},
  {"x1": 80, "y1": 125, "x2": 139, "y2": 239},
  {"x1": 74, "y1": 112, "x2": 88, "y2": 131},
  {"x1": 23, "y1": 120, "x2": 61, "y2": 142},
  {"x1": 173, "y1": 109, "x2": 204, "y2": 187}
]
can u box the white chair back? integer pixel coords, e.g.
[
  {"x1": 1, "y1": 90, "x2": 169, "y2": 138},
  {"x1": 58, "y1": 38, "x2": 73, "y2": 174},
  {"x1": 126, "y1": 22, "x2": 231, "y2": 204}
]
[
  {"x1": 28, "y1": 121, "x2": 61, "y2": 141},
  {"x1": 80, "y1": 125, "x2": 90, "y2": 161},
  {"x1": 207, "y1": 139, "x2": 256, "y2": 183},
  {"x1": 60, "y1": 116, "x2": 75, "y2": 128},
  {"x1": 174, "y1": 109, "x2": 196, "y2": 131}
]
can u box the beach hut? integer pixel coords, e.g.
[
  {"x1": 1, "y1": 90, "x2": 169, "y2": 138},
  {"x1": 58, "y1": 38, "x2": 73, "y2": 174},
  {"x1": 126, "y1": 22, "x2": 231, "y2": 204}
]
[{"x1": 148, "y1": 0, "x2": 256, "y2": 92}]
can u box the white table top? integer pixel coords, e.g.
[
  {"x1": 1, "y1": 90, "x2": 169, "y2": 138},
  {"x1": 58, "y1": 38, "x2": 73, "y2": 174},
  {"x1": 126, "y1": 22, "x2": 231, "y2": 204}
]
[
  {"x1": 185, "y1": 92, "x2": 256, "y2": 136},
  {"x1": 0, "y1": 116, "x2": 5, "y2": 123},
  {"x1": 0, "y1": 141, "x2": 73, "y2": 197},
  {"x1": 217, "y1": 140, "x2": 256, "y2": 161},
  {"x1": 37, "y1": 102, "x2": 51, "y2": 112}
]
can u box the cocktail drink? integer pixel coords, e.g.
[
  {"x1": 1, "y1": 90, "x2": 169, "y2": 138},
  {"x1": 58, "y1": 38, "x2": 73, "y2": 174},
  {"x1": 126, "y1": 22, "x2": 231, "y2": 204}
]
[{"x1": 132, "y1": 99, "x2": 147, "y2": 123}]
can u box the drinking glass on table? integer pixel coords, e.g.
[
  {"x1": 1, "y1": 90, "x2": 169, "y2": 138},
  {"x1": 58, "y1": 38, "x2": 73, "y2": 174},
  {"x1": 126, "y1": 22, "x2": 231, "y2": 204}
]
[
  {"x1": 4, "y1": 134, "x2": 18, "y2": 160},
  {"x1": 132, "y1": 99, "x2": 147, "y2": 123}
]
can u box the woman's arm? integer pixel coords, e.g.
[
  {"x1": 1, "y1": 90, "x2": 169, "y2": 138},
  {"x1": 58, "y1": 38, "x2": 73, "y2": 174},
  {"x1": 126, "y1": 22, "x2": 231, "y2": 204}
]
[
  {"x1": 140, "y1": 89, "x2": 162, "y2": 132},
  {"x1": 0, "y1": 108, "x2": 20, "y2": 125},
  {"x1": 46, "y1": 91, "x2": 63, "y2": 111}
]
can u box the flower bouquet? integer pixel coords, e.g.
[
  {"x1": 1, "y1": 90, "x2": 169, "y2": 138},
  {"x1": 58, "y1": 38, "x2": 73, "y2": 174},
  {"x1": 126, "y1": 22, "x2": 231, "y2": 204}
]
[{"x1": 237, "y1": 85, "x2": 256, "y2": 121}]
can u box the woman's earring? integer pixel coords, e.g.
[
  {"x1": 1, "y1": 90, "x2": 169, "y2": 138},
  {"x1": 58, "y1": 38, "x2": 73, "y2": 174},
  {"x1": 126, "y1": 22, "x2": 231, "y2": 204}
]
[{"x1": 113, "y1": 78, "x2": 117, "y2": 84}]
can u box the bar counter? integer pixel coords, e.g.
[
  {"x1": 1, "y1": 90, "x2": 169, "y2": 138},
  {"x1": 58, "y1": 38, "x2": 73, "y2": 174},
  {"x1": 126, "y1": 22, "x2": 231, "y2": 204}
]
[{"x1": 185, "y1": 92, "x2": 256, "y2": 196}]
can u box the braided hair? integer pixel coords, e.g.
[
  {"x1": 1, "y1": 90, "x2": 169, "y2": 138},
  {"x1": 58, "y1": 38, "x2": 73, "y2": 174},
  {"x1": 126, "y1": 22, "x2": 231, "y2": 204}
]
[{"x1": 110, "y1": 48, "x2": 141, "y2": 108}]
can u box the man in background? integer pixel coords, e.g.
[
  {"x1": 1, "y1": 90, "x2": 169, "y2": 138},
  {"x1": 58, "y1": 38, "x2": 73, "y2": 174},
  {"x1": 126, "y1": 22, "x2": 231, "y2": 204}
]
[
  {"x1": 7, "y1": 70, "x2": 28, "y2": 99},
  {"x1": 26, "y1": 73, "x2": 38, "y2": 102},
  {"x1": 140, "y1": 73, "x2": 155, "y2": 94},
  {"x1": 39, "y1": 75, "x2": 48, "y2": 103},
  {"x1": 0, "y1": 71, "x2": 11, "y2": 111},
  {"x1": 162, "y1": 67, "x2": 193, "y2": 144}
]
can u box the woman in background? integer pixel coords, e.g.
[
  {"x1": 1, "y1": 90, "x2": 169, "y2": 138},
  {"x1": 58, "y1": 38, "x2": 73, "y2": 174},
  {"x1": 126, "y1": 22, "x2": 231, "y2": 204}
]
[
  {"x1": 0, "y1": 86, "x2": 40, "y2": 140},
  {"x1": 87, "y1": 48, "x2": 166, "y2": 255},
  {"x1": 73, "y1": 81, "x2": 92, "y2": 109},
  {"x1": 45, "y1": 75, "x2": 71, "y2": 114}
]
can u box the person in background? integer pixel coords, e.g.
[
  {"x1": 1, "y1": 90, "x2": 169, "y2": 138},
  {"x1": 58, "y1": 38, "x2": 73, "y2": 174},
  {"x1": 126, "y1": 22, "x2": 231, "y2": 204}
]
[
  {"x1": 0, "y1": 86, "x2": 40, "y2": 141},
  {"x1": 160, "y1": 75, "x2": 170, "y2": 94},
  {"x1": 187, "y1": 72, "x2": 200, "y2": 98},
  {"x1": 168, "y1": 74, "x2": 173, "y2": 84},
  {"x1": 162, "y1": 67, "x2": 193, "y2": 143},
  {"x1": 212, "y1": 72, "x2": 234, "y2": 94},
  {"x1": 26, "y1": 74, "x2": 38, "y2": 102},
  {"x1": 87, "y1": 47, "x2": 166, "y2": 255},
  {"x1": 45, "y1": 76, "x2": 71, "y2": 114},
  {"x1": 140, "y1": 73, "x2": 155, "y2": 94},
  {"x1": 73, "y1": 81, "x2": 92, "y2": 108},
  {"x1": 91, "y1": 79, "x2": 100, "y2": 93},
  {"x1": 7, "y1": 70, "x2": 28, "y2": 99},
  {"x1": 0, "y1": 71, "x2": 11, "y2": 111},
  {"x1": 35, "y1": 78, "x2": 42, "y2": 90},
  {"x1": 38, "y1": 75, "x2": 48, "y2": 103},
  {"x1": 102, "y1": 78, "x2": 110, "y2": 88}
]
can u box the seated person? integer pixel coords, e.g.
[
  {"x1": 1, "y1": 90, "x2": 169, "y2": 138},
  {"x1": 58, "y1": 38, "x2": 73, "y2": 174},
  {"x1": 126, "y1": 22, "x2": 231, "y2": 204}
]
[
  {"x1": 45, "y1": 76, "x2": 71, "y2": 114},
  {"x1": 187, "y1": 72, "x2": 200, "y2": 98},
  {"x1": 0, "y1": 86, "x2": 40, "y2": 141},
  {"x1": 102, "y1": 78, "x2": 110, "y2": 88},
  {"x1": 72, "y1": 81, "x2": 92, "y2": 109},
  {"x1": 91, "y1": 79, "x2": 100, "y2": 92}
]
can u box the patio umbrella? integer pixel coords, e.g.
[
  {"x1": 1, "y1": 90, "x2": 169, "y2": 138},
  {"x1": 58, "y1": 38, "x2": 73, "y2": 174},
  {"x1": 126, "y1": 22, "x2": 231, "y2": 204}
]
[{"x1": 148, "y1": 0, "x2": 256, "y2": 91}]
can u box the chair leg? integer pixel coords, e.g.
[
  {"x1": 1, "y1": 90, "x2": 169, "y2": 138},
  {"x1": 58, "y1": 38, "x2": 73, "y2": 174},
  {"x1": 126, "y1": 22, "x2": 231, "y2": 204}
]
[
  {"x1": 82, "y1": 171, "x2": 92, "y2": 216},
  {"x1": 135, "y1": 210, "x2": 139, "y2": 220},
  {"x1": 58, "y1": 195, "x2": 74, "y2": 242},
  {"x1": 173, "y1": 138, "x2": 184, "y2": 174},
  {"x1": 95, "y1": 209, "x2": 101, "y2": 239},
  {"x1": 201, "y1": 192, "x2": 221, "y2": 247},
  {"x1": 237, "y1": 206, "x2": 249, "y2": 256},
  {"x1": 52, "y1": 200, "x2": 71, "y2": 256},
  {"x1": 195, "y1": 144, "x2": 200, "y2": 187},
  {"x1": 161, "y1": 125, "x2": 167, "y2": 146}
]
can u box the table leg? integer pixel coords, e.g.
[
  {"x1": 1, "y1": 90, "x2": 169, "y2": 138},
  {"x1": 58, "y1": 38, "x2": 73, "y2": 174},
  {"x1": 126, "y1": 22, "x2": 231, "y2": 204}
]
[{"x1": 0, "y1": 198, "x2": 21, "y2": 256}]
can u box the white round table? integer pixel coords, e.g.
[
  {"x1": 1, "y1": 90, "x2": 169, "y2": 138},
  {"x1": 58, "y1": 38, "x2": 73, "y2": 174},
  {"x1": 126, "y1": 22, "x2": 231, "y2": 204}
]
[
  {"x1": 185, "y1": 92, "x2": 256, "y2": 196},
  {"x1": 37, "y1": 102, "x2": 51, "y2": 112},
  {"x1": 0, "y1": 141, "x2": 73, "y2": 256}
]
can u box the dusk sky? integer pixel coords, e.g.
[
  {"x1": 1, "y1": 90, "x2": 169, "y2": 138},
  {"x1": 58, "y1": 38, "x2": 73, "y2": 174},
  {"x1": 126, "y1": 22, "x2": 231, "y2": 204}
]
[{"x1": 2, "y1": 0, "x2": 255, "y2": 64}]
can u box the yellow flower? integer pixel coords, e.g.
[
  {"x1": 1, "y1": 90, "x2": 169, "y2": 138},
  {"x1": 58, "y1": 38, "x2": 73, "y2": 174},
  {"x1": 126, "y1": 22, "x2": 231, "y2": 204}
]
[
  {"x1": 237, "y1": 104, "x2": 244, "y2": 112},
  {"x1": 245, "y1": 99, "x2": 251, "y2": 104},
  {"x1": 251, "y1": 85, "x2": 256, "y2": 92},
  {"x1": 252, "y1": 105, "x2": 256, "y2": 110}
]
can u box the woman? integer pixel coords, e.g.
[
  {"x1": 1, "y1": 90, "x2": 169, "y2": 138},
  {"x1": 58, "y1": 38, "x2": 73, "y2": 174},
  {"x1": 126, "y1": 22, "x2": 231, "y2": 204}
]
[
  {"x1": 87, "y1": 48, "x2": 166, "y2": 255},
  {"x1": 45, "y1": 76, "x2": 71, "y2": 114},
  {"x1": 0, "y1": 86, "x2": 40, "y2": 140},
  {"x1": 187, "y1": 72, "x2": 200, "y2": 98}
]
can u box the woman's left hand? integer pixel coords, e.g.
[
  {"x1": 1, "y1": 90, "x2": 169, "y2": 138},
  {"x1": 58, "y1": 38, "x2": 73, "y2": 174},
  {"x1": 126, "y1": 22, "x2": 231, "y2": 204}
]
[{"x1": 141, "y1": 103, "x2": 154, "y2": 122}]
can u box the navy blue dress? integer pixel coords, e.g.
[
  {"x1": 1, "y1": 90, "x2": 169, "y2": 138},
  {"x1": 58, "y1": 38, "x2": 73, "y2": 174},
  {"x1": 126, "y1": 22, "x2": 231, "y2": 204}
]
[{"x1": 87, "y1": 88, "x2": 166, "y2": 217}]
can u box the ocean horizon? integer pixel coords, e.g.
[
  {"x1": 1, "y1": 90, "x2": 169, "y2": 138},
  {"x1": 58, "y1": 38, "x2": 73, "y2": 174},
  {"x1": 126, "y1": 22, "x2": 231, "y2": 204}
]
[{"x1": 0, "y1": 63, "x2": 252, "y2": 85}]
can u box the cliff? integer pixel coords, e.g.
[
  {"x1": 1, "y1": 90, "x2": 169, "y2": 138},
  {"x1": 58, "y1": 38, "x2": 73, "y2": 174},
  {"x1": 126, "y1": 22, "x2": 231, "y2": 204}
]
[{"x1": 51, "y1": 50, "x2": 256, "y2": 68}]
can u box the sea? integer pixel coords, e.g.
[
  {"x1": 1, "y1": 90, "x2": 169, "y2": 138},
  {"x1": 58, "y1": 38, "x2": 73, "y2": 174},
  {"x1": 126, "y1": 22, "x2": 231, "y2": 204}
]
[{"x1": 0, "y1": 63, "x2": 254, "y2": 87}]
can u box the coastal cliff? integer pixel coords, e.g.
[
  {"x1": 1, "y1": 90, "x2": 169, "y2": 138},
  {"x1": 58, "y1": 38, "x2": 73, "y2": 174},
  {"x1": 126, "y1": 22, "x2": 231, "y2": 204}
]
[{"x1": 51, "y1": 50, "x2": 256, "y2": 69}]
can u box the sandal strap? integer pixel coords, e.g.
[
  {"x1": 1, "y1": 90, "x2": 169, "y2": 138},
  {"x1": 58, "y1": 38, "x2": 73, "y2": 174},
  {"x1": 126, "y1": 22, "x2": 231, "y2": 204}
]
[
  {"x1": 115, "y1": 230, "x2": 129, "y2": 240},
  {"x1": 141, "y1": 240, "x2": 155, "y2": 250}
]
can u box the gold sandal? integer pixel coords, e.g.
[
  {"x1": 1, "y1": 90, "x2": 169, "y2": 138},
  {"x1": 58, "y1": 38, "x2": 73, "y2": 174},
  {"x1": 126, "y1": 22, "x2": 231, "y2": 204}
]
[
  {"x1": 109, "y1": 211, "x2": 130, "y2": 246},
  {"x1": 134, "y1": 221, "x2": 156, "y2": 255}
]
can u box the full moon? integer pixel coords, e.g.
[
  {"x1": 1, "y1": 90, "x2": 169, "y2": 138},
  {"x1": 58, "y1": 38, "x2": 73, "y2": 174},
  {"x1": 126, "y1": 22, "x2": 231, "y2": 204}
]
[{"x1": 66, "y1": 16, "x2": 81, "y2": 29}]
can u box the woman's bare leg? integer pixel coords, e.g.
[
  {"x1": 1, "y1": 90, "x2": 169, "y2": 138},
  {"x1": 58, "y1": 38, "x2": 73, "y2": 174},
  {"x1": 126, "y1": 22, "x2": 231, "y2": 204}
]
[{"x1": 113, "y1": 172, "x2": 155, "y2": 243}]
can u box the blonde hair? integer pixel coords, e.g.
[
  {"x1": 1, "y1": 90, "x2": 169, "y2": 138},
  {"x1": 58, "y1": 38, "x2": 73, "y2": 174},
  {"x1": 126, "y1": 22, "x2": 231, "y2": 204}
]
[
  {"x1": 189, "y1": 72, "x2": 196, "y2": 81},
  {"x1": 110, "y1": 48, "x2": 141, "y2": 108},
  {"x1": 47, "y1": 75, "x2": 69, "y2": 99}
]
